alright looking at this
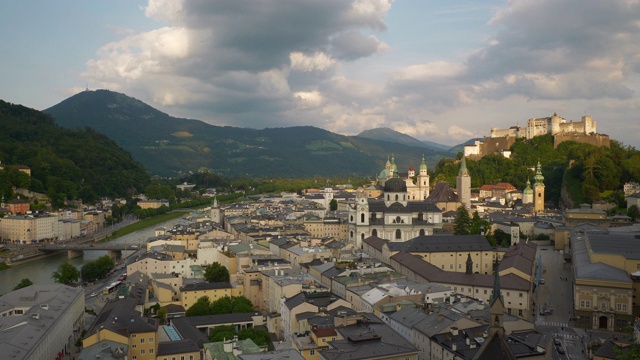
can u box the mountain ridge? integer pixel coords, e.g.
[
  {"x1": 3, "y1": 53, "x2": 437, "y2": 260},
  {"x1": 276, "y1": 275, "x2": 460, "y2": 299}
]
[{"x1": 45, "y1": 90, "x2": 456, "y2": 177}]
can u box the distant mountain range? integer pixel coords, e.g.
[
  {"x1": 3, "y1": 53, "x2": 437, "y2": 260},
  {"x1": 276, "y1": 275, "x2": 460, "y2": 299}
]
[
  {"x1": 44, "y1": 90, "x2": 458, "y2": 177},
  {"x1": 357, "y1": 127, "x2": 453, "y2": 151}
]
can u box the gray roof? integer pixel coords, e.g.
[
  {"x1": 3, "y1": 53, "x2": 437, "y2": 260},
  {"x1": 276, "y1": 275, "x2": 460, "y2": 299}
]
[
  {"x1": 85, "y1": 298, "x2": 158, "y2": 338},
  {"x1": 180, "y1": 282, "x2": 232, "y2": 291},
  {"x1": 587, "y1": 233, "x2": 640, "y2": 260},
  {"x1": 572, "y1": 232, "x2": 632, "y2": 283},
  {"x1": 387, "y1": 235, "x2": 492, "y2": 253},
  {"x1": 412, "y1": 308, "x2": 467, "y2": 337},
  {"x1": 389, "y1": 307, "x2": 429, "y2": 329},
  {"x1": 0, "y1": 285, "x2": 84, "y2": 360},
  {"x1": 169, "y1": 317, "x2": 210, "y2": 348},
  {"x1": 156, "y1": 339, "x2": 200, "y2": 356},
  {"x1": 319, "y1": 313, "x2": 418, "y2": 360},
  {"x1": 77, "y1": 340, "x2": 128, "y2": 360},
  {"x1": 238, "y1": 349, "x2": 305, "y2": 360}
]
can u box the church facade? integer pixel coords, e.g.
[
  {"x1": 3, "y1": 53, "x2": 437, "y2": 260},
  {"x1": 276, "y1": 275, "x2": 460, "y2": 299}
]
[
  {"x1": 348, "y1": 177, "x2": 443, "y2": 248},
  {"x1": 377, "y1": 155, "x2": 430, "y2": 201}
]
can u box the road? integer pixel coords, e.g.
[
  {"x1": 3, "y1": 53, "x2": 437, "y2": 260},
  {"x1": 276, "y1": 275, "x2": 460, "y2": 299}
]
[{"x1": 534, "y1": 245, "x2": 587, "y2": 359}]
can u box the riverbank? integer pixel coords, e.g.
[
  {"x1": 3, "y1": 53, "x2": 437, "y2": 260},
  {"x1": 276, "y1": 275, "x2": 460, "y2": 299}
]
[{"x1": 99, "y1": 211, "x2": 188, "y2": 242}]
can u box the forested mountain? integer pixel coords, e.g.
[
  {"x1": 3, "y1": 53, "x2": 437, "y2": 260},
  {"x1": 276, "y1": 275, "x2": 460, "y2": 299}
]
[
  {"x1": 431, "y1": 135, "x2": 640, "y2": 207},
  {"x1": 357, "y1": 127, "x2": 453, "y2": 152},
  {"x1": 45, "y1": 90, "x2": 453, "y2": 177},
  {"x1": 0, "y1": 100, "x2": 150, "y2": 206}
]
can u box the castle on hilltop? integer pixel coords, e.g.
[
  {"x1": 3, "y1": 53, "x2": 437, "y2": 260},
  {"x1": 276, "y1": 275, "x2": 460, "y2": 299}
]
[{"x1": 465, "y1": 113, "x2": 610, "y2": 158}]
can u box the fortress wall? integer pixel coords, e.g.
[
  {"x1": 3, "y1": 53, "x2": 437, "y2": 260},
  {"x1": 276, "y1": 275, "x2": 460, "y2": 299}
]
[{"x1": 553, "y1": 133, "x2": 610, "y2": 149}]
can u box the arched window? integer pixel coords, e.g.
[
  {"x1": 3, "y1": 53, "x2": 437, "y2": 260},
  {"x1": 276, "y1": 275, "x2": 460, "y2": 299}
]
[
  {"x1": 395, "y1": 229, "x2": 402, "y2": 239},
  {"x1": 350, "y1": 215, "x2": 353, "y2": 222},
  {"x1": 418, "y1": 212, "x2": 424, "y2": 221},
  {"x1": 387, "y1": 195, "x2": 390, "y2": 201},
  {"x1": 361, "y1": 213, "x2": 365, "y2": 223},
  {"x1": 395, "y1": 194, "x2": 399, "y2": 201},
  {"x1": 361, "y1": 233, "x2": 365, "y2": 241},
  {"x1": 372, "y1": 229, "x2": 378, "y2": 237},
  {"x1": 403, "y1": 195, "x2": 405, "y2": 201},
  {"x1": 350, "y1": 231, "x2": 354, "y2": 238},
  {"x1": 396, "y1": 216, "x2": 401, "y2": 224},
  {"x1": 419, "y1": 229, "x2": 425, "y2": 236}
]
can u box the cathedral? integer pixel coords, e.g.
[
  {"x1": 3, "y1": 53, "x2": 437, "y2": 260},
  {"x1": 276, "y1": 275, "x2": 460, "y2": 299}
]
[
  {"x1": 377, "y1": 155, "x2": 430, "y2": 201},
  {"x1": 349, "y1": 177, "x2": 443, "y2": 248}
]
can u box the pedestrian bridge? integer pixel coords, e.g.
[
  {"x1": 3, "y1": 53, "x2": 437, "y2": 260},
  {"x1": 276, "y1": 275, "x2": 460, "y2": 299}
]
[{"x1": 37, "y1": 243, "x2": 141, "y2": 259}]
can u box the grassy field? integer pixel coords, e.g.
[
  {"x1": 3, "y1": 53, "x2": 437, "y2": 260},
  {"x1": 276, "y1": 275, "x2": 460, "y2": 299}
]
[{"x1": 100, "y1": 211, "x2": 188, "y2": 242}]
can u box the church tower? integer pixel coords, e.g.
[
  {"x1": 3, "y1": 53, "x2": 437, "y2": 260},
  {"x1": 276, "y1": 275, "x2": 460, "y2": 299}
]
[
  {"x1": 210, "y1": 196, "x2": 223, "y2": 224},
  {"x1": 533, "y1": 161, "x2": 545, "y2": 213},
  {"x1": 417, "y1": 155, "x2": 430, "y2": 199},
  {"x1": 523, "y1": 178, "x2": 533, "y2": 205},
  {"x1": 456, "y1": 156, "x2": 471, "y2": 209},
  {"x1": 489, "y1": 264, "x2": 505, "y2": 337},
  {"x1": 350, "y1": 189, "x2": 370, "y2": 248}
]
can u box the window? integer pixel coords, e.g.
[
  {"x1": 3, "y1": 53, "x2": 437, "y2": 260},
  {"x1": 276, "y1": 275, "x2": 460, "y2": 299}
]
[
  {"x1": 132, "y1": 334, "x2": 137, "y2": 338},
  {"x1": 310, "y1": 350, "x2": 316, "y2": 355},
  {"x1": 580, "y1": 300, "x2": 591, "y2": 308},
  {"x1": 617, "y1": 303, "x2": 628, "y2": 312},
  {"x1": 484, "y1": 290, "x2": 487, "y2": 294},
  {"x1": 141, "y1": 338, "x2": 145, "y2": 343},
  {"x1": 132, "y1": 345, "x2": 137, "y2": 349},
  {"x1": 519, "y1": 293, "x2": 523, "y2": 298},
  {"x1": 14, "y1": 310, "x2": 23, "y2": 315},
  {"x1": 141, "y1": 350, "x2": 145, "y2": 355},
  {"x1": 149, "y1": 338, "x2": 154, "y2": 343},
  {"x1": 323, "y1": 338, "x2": 327, "y2": 342},
  {"x1": 150, "y1": 349, "x2": 154, "y2": 354},
  {"x1": 450, "y1": 264, "x2": 453, "y2": 269},
  {"x1": 132, "y1": 357, "x2": 137, "y2": 360}
]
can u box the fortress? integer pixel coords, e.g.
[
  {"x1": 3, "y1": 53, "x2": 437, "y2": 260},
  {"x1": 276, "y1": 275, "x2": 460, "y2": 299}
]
[{"x1": 465, "y1": 113, "x2": 610, "y2": 158}]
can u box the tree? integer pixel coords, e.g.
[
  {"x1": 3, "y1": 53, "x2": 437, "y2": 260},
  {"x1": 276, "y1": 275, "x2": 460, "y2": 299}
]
[
  {"x1": 156, "y1": 307, "x2": 168, "y2": 324},
  {"x1": 204, "y1": 262, "x2": 230, "y2": 283},
  {"x1": 210, "y1": 296, "x2": 233, "y2": 314},
  {"x1": 95, "y1": 255, "x2": 115, "y2": 276},
  {"x1": 185, "y1": 296, "x2": 213, "y2": 317},
  {"x1": 239, "y1": 328, "x2": 271, "y2": 347},
  {"x1": 329, "y1": 199, "x2": 338, "y2": 211},
  {"x1": 81, "y1": 262, "x2": 100, "y2": 282},
  {"x1": 453, "y1": 205, "x2": 472, "y2": 235},
  {"x1": 231, "y1": 296, "x2": 255, "y2": 313},
  {"x1": 52, "y1": 260, "x2": 80, "y2": 285},
  {"x1": 13, "y1": 278, "x2": 33, "y2": 290},
  {"x1": 628, "y1": 205, "x2": 639, "y2": 221},
  {"x1": 208, "y1": 325, "x2": 237, "y2": 343}
]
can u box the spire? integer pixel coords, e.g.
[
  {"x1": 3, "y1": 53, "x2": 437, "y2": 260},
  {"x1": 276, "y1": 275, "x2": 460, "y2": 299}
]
[
  {"x1": 534, "y1": 161, "x2": 544, "y2": 186},
  {"x1": 458, "y1": 156, "x2": 468, "y2": 176},
  {"x1": 490, "y1": 259, "x2": 503, "y2": 306},
  {"x1": 213, "y1": 196, "x2": 218, "y2": 208},
  {"x1": 465, "y1": 253, "x2": 473, "y2": 275}
]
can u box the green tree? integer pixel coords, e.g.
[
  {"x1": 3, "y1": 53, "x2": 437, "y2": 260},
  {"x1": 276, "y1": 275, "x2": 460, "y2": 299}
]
[
  {"x1": 95, "y1": 255, "x2": 115, "y2": 276},
  {"x1": 81, "y1": 262, "x2": 100, "y2": 282},
  {"x1": 453, "y1": 205, "x2": 472, "y2": 235},
  {"x1": 185, "y1": 296, "x2": 213, "y2": 317},
  {"x1": 494, "y1": 229, "x2": 511, "y2": 247},
  {"x1": 204, "y1": 262, "x2": 230, "y2": 283},
  {"x1": 628, "y1": 205, "x2": 639, "y2": 221},
  {"x1": 52, "y1": 260, "x2": 80, "y2": 285},
  {"x1": 13, "y1": 278, "x2": 33, "y2": 290},
  {"x1": 239, "y1": 328, "x2": 271, "y2": 347},
  {"x1": 156, "y1": 307, "x2": 168, "y2": 324},
  {"x1": 208, "y1": 325, "x2": 237, "y2": 342},
  {"x1": 211, "y1": 296, "x2": 233, "y2": 314},
  {"x1": 329, "y1": 199, "x2": 338, "y2": 211},
  {"x1": 231, "y1": 296, "x2": 255, "y2": 313}
]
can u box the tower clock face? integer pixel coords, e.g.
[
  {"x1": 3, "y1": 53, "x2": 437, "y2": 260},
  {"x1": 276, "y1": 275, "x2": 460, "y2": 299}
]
[{"x1": 360, "y1": 207, "x2": 365, "y2": 211}]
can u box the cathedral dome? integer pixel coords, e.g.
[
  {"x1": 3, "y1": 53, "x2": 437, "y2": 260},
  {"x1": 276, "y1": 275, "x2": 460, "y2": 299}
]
[{"x1": 384, "y1": 177, "x2": 407, "y2": 193}]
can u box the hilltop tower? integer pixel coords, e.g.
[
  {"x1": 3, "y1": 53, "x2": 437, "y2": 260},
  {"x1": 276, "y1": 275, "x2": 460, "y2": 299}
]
[
  {"x1": 417, "y1": 155, "x2": 430, "y2": 199},
  {"x1": 533, "y1": 161, "x2": 545, "y2": 213},
  {"x1": 456, "y1": 156, "x2": 471, "y2": 209}
]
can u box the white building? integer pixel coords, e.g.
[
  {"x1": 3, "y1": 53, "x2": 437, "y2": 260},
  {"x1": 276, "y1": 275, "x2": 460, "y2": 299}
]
[{"x1": 0, "y1": 215, "x2": 59, "y2": 244}]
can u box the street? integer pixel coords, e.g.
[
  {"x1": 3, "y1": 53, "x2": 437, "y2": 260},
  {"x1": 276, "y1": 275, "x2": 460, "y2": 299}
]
[{"x1": 534, "y1": 245, "x2": 587, "y2": 359}]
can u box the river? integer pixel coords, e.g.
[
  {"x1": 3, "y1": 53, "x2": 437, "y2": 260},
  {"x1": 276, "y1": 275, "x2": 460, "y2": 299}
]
[{"x1": 0, "y1": 218, "x2": 186, "y2": 295}]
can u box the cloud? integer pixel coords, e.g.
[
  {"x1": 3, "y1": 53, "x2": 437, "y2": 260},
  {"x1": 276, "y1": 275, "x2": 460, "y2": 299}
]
[{"x1": 79, "y1": 0, "x2": 640, "y2": 147}]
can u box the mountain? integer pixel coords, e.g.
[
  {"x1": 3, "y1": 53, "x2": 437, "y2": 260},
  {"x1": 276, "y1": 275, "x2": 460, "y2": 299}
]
[
  {"x1": 357, "y1": 127, "x2": 432, "y2": 148},
  {"x1": 0, "y1": 99, "x2": 150, "y2": 205},
  {"x1": 45, "y1": 90, "x2": 453, "y2": 178}
]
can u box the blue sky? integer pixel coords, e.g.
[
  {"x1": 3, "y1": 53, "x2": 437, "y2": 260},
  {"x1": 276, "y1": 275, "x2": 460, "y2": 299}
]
[{"x1": 2, "y1": 0, "x2": 640, "y2": 148}]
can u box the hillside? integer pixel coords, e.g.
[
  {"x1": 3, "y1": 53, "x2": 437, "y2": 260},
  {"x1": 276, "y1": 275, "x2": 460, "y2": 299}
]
[
  {"x1": 431, "y1": 135, "x2": 640, "y2": 207},
  {"x1": 0, "y1": 100, "x2": 150, "y2": 206},
  {"x1": 357, "y1": 127, "x2": 452, "y2": 152},
  {"x1": 45, "y1": 90, "x2": 452, "y2": 177}
]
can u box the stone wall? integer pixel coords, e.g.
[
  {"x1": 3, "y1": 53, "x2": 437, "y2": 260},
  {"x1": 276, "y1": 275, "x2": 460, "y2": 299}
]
[{"x1": 553, "y1": 133, "x2": 610, "y2": 149}]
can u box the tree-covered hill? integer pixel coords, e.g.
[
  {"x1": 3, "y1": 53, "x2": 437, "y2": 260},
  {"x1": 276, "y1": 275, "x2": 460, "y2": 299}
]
[
  {"x1": 45, "y1": 90, "x2": 453, "y2": 177},
  {"x1": 431, "y1": 135, "x2": 640, "y2": 208},
  {"x1": 0, "y1": 100, "x2": 150, "y2": 206}
]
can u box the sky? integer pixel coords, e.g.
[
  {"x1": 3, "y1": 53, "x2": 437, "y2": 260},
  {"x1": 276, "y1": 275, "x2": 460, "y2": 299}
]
[{"x1": 2, "y1": 0, "x2": 640, "y2": 148}]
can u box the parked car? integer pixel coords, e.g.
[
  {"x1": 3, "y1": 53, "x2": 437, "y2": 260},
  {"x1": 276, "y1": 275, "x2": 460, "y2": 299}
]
[
  {"x1": 556, "y1": 345, "x2": 565, "y2": 354},
  {"x1": 553, "y1": 338, "x2": 561, "y2": 346}
]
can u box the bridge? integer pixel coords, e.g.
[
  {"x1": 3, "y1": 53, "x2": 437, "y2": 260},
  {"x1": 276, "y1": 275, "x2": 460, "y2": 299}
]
[{"x1": 37, "y1": 242, "x2": 143, "y2": 259}]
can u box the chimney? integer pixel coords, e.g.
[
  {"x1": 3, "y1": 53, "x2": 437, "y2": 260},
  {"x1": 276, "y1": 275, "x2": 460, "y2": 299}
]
[
  {"x1": 451, "y1": 327, "x2": 459, "y2": 336},
  {"x1": 466, "y1": 337, "x2": 470, "y2": 345},
  {"x1": 452, "y1": 344, "x2": 457, "y2": 351}
]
